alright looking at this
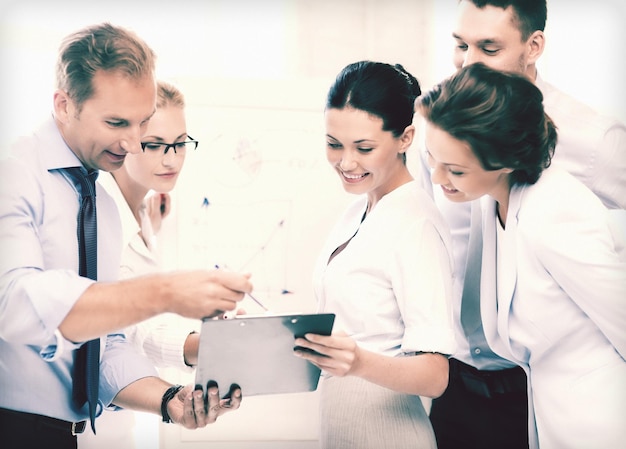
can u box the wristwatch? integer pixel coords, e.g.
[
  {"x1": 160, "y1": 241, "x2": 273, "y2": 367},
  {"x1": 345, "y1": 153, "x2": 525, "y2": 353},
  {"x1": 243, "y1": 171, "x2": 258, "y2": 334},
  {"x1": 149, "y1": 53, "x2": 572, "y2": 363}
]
[{"x1": 161, "y1": 384, "x2": 184, "y2": 423}]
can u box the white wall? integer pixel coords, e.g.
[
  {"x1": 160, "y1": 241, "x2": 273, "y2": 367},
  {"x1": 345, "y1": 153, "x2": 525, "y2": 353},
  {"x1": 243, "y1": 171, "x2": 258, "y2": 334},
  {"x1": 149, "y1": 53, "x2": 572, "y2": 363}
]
[
  {"x1": 541, "y1": 1, "x2": 626, "y2": 123},
  {"x1": 2, "y1": 0, "x2": 624, "y2": 141},
  {"x1": 1, "y1": 1, "x2": 624, "y2": 447}
]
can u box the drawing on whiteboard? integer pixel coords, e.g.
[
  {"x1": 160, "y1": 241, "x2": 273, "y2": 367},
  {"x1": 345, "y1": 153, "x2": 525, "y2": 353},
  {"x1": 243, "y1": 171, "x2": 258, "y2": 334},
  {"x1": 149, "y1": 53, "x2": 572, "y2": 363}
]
[
  {"x1": 207, "y1": 133, "x2": 263, "y2": 188},
  {"x1": 174, "y1": 119, "x2": 346, "y2": 317},
  {"x1": 182, "y1": 196, "x2": 294, "y2": 310}
]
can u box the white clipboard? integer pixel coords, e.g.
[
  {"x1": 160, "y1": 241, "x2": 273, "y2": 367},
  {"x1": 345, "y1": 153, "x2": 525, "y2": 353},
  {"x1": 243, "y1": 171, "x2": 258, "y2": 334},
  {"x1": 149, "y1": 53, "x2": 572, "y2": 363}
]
[{"x1": 195, "y1": 313, "x2": 335, "y2": 397}]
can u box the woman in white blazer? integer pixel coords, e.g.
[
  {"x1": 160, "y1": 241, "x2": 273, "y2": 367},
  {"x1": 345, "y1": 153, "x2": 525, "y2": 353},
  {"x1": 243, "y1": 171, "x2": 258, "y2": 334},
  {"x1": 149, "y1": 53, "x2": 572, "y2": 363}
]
[{"x1": 416, "y1": 63, "x2": 626, "y2": 449}]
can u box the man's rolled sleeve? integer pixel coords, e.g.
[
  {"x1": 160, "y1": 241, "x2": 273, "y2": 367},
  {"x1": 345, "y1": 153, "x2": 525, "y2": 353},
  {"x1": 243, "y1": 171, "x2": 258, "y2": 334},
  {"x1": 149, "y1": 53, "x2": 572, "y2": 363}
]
[{"x1": 99, "y1": 334, "x2": 159, "y2": 408}]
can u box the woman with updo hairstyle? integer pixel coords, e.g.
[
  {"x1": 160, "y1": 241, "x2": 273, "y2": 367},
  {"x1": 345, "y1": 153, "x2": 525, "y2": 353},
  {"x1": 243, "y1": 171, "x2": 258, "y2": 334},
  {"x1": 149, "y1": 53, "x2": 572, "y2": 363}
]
[
  {"x1": 293, "y1": 61, "x2": 456, "y2": 449},
  {"x1": 417, "y1": 62, "x2": 626, "y2": 448}
]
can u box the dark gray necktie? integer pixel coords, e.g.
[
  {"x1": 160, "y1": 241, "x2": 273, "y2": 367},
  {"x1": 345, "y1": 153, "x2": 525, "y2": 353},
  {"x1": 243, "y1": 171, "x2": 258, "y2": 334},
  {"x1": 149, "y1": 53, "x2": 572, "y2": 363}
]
[
  {"x1": 461, "y1": 200, "x2": 483, "y2": 337},
  {"x1": 63, "y1": 167, "x2": 100, "y2": 434}
]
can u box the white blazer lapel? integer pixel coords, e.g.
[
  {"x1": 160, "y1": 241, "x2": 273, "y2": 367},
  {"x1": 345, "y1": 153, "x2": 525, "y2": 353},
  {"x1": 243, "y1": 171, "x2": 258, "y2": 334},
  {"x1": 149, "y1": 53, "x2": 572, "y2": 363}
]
[
  {"x1": 479, "y1": 195, "x2": 520, "y2": 359},
  {"x1": 496, "y1": 188, "x2": 522, "y2": 324},
  {"x1": 493, "y1": 188, "x2": 525, "y2": 360}
]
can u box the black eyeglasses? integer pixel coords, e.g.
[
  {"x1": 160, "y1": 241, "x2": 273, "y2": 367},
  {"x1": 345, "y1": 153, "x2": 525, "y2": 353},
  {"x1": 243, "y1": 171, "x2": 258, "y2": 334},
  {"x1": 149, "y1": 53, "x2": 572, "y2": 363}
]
[{"x1": 140, "y1": 136, "x2": 198, "y2": 156}]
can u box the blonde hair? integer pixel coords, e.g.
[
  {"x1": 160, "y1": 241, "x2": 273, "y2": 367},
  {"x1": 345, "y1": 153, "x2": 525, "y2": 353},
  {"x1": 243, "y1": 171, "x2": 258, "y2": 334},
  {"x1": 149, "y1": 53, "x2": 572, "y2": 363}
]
[
  {"x1": 156, "y1": 80, "x2": 185, "y2": 109},
  {"x1": 56, "y1": 22, "x2": 156, "y2": 109}
]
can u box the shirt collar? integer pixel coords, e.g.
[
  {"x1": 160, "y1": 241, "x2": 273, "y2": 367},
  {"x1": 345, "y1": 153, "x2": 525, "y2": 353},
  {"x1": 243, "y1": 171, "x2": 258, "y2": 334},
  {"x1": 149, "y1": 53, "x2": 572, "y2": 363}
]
[{"x1": 38, "y1": 115, "x2": 84, "y2": 172}]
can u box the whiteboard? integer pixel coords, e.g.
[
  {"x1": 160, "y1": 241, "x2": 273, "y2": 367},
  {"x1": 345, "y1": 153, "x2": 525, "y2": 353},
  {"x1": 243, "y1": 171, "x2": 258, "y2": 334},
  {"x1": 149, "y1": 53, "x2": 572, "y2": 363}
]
[{"x1": 156, "y1": 77, "x2": 353, "y2": 447}]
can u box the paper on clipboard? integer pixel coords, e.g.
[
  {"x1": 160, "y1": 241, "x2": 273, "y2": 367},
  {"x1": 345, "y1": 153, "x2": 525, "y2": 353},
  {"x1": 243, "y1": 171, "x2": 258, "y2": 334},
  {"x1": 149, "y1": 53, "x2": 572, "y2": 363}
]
[{"x1": 195, "y1": 313, "x2": 335, "y2": 397}]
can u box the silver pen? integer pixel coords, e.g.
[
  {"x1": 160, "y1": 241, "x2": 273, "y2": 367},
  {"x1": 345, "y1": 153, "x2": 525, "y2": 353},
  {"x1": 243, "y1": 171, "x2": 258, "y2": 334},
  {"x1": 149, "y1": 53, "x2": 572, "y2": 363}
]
[{"x1": 246, "y1": 292, "x2": 269, "y2": 311}]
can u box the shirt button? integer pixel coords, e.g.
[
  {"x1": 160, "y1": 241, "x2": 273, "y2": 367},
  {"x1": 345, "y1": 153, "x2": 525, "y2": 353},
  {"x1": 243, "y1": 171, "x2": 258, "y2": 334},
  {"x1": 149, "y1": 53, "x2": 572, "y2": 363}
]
[{"x1": 474, "y1": 348, "x2": 481, "y2": 355}]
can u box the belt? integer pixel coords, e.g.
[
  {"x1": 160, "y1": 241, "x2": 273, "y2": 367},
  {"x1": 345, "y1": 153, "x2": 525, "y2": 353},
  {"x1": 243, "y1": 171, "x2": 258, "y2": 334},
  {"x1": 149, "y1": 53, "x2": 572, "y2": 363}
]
[
  {"x1": 451, "y1": 358, "x2": 527, "y2": 399},
  {"x1": 0, "y1": 407, "x2": 87, "y2": 435}
]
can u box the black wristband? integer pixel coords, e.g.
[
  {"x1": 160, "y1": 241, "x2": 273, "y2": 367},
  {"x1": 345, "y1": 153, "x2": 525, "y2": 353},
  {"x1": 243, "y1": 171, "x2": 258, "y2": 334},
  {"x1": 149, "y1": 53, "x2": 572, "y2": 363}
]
[{"x1": 161, "y1": 384, "x2": 183, "y2": 423}]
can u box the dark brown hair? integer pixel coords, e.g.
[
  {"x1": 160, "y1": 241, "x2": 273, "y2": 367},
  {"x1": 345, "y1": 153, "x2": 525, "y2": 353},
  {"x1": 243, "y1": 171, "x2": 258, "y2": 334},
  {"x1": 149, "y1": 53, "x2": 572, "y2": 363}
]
[{"x1": 417, "y1": 62, "x2": 556, "y2": 185}]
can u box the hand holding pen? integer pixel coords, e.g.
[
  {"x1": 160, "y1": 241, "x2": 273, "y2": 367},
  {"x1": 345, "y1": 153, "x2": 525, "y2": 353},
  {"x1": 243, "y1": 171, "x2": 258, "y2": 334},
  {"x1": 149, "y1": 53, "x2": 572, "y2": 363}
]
[
  {"x1": 214, "y1": 264, "x2": 269, "y2": 316},
  {"x1": 153, "y1": 269, "x2": 251, "y2": 320}
]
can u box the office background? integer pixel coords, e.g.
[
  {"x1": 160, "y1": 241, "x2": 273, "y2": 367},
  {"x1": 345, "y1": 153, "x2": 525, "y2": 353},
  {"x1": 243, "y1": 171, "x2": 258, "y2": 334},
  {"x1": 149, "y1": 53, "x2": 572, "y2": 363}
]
[{"x1": 1, "y1": 1, "x2": 624, "y2": 447}]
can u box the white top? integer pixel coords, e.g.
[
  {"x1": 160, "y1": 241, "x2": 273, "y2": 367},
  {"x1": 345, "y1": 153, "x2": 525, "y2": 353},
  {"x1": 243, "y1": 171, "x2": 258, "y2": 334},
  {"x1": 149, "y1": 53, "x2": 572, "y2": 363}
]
[
  {"x1": 312, "y1": 181, "x2": 456, "y2": 358},
  {"x1": 99, "y1": 173, "x2": 199, "y2": 370}
]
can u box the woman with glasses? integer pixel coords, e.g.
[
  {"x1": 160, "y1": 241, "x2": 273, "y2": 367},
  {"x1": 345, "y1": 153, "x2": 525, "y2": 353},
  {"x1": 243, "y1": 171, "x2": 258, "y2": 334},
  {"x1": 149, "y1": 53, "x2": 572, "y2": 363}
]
[{"x1": 79, "y1": 81, "x2": 200, "y2": 449}]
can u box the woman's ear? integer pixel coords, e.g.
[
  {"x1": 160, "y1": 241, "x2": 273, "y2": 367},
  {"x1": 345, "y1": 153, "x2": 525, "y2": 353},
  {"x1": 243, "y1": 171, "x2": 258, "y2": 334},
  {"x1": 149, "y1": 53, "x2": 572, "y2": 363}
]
[{"x1": 399, "y1": 125, "x2": 416, "y2": 153}]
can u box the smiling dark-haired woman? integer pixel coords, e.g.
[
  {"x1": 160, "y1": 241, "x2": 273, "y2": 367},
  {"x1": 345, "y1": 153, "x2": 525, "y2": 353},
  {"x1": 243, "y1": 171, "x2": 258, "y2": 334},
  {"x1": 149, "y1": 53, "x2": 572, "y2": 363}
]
[{"x1": 293, "y1": 60, "x2": 456, "y2": 449}]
